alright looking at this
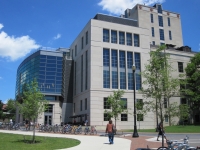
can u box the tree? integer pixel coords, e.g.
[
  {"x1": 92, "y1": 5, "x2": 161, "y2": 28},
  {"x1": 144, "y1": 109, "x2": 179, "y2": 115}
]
[
  {"x1": 17, "y1": 79, "x2": 48, "y2": 143},
  {"x1": 104, "y1": 90, "x2": 129, "y2": 132},
  {"x1": 178, "y1": 104, "x2": 190, "y2": 125},
  {"x1": 6, "y1": 99, "x2": 16, "y2": 121},
  {"x1": 184, "y1": 52, "x2": 200, "y2": 123}
]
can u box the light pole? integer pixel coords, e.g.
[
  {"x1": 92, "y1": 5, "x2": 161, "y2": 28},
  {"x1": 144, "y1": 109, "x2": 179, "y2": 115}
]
[{"x1": 132, "y1": 64, "x2": 139, "y2": 138}]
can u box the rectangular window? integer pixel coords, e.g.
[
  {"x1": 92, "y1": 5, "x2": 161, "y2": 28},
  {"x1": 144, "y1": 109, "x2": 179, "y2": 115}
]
[
  {"x1": 157, "y1": 4, "x2": 162, "y2": 14},
  {"x1": 121, "y1": 114, "x2": 128, "y2": 121},
  {"x1": 104, "y1": 98, "x2": 111, "y2": 109},
  {"x1": 86, "y1": 31, "x2": 88, "y2": 45},
  {"x1": 103, "y1": 48, "x2": 110, "y2": 88},
  {"x1": 151, "y1": 27, "x2": 155, "y2": 37},
  {"x1": 134, "y1": 53, "x2": 141, "y2": 70},
  {"x1": 126, "y1": 33, "x2": 132, "y2": 46},
  {"x1": 159, "y1": 29, "x2": 165, "y2": 40},
  {"x1": 103, "y1": 29, "x2": 109, "y2": 42},
  {"x1": 134, "y1": 34, "x2": 139, "y2": 47},
  {"x1": 127, "y1": 52, "x2": 133, "y2": 69},
  {"x1": 45, "y1": 104, "x2": 53, "y2": 113},
  {"x1": 81, "y1": 36, "x2": 84, "y2": 49},
  {"x1": 103, "y1": 48, "x2": 110, "y2": 67},
  {"x1": 104, "y1": 113, "x2": 109, "y2": 121},
  {"x1": 119, "y1": 31, "x2": 125, "y2": 45},
  {"x1": 136, "y1": 99, "x2": 143, "y2": 110},
  {"x1": 168, "y1": 17, "x2": 171, "y2": 26},
  {"x1": 111, "y1": 30, "x2": 117, "y2": 44},
  {"x1": 178, "y1": 62, "x2": 183, "y2": 72},
  {"x1": 74, "y1": 103, "x2": 75, "y2": 113},
  {"x1": 85, "y1": 51, "x2": 88, "y2": 90},
  {"x1": 164, "y1": 98, "x2": 167, "y2": 108},
  {"x1": 150, "y1": 14, "x2": 153, "y2": 23},
  {"x1": 75, "y1": 45, "x2": 77, "y2": 56},
  {"x1": 121, "y1": 98, "x2": 127, "y2": 109},
  {"x1": 81, "y1": 55, "x2": 83, "y2": 92},
  {"x1": 74, "y1": 62, "x2": 76, "y2": 95},
  {"x1": 158, "y1": 16, "x2": 163, "y2": 27},
  {"x1": 169, "y1": 30, "x2": 172, "y2": 40},
  {"x1": 112, "y1": 49, "x2": 118, "y2": 89},
  {"x1": 112, "y1": 50, "x2": 118, "y2": 67},
  {"x1": 85, "y1": 98, "x2": 87, "y2": 110},
  {"x1": 152, "y1": 41, "x2": 155, "y2": 45},
  {"x1": 112, "y1": 71, "x2": 118, "y2": 89},
  {"x1": 165, "y1": 115, "x2": 168, "y2": 122},
  {"x1": 128, "y1": 73, "x2": 133, "y2": 90},
  {"x1": 136, "y1": 73, "x2": 141, "y2": 90},
  {"x1": 119, "y1": 51, "x2": 125, "y2": 68},
  {"x1": 80, "y1": 100, "x2": 82, "y2": 111},
  {"x1": 137, "y1": 114, "x2": 143, "y2": 121},
  {"x1": 180, "y1": 98, "x2": 187, "y2": 104},
  {"x1": 120, "y1": 72, "x2": 126, "y2": 89}
]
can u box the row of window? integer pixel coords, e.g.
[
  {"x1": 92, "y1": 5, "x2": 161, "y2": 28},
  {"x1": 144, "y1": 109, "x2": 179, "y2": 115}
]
[
  {"x1": 103, "y1": 49, "x2": 141, "y2": 90},
  {"x1": 73, "y1": 98, "x2": 87, "y2": 112},
  {"x1": 150, "y1": 14, "x2": 171, "y2": 27},
  {"x1": 103, "y1": 29, "x2": 140, "y2": 47},
  {"x1": 151, "y1": 28, "x2": 172, "y2": 40}
]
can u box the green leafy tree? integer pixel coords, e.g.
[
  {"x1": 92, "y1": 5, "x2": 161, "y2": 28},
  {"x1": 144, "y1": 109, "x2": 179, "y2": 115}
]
[
  {"x1": 17, "y1": 79, "x2": 48, "y2": 143},
  {"x1": 178, "y1": 104, "x2": 190, "y2": 125},
  {"x1": 6, "y1": 99, "x2": 16, "y2": 120},
  {"x1": 104, "y1": 90, "x2": 129, "y2": 131}
]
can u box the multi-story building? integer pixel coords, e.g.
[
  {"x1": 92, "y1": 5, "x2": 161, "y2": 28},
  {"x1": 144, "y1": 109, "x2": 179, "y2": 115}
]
[{"x1": 15, "y1": 3, "x2": 199, "y2": 128}]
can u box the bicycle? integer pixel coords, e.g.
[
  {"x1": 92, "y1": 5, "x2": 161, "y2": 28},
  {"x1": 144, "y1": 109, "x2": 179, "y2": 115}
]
[
  {"x1": 157, "y1": 135, "x2": 196, "y2": 150},
  {"x1": 84, "y1": 125, "x2": 90, "y2": 135},
  {"x1": 74, "y1": 125, "x2": 82, "y2": 135}
]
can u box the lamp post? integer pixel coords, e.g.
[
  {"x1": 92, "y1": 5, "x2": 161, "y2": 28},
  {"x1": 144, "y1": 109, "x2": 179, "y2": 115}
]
[{"x1": 132, "y1": 64, "x2": 139, "y2": 138}]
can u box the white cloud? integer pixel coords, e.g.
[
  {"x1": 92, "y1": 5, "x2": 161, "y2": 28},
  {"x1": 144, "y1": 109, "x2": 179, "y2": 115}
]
[
  {"x1": 98, "y1": 0, "x2": 165, "y2": 15},
  {"x1": 53, "y1": 33, "x2": 61, "y2": 40},
  {"x1": 0, "y1": 24, "x2": 40, "y2": 61}
]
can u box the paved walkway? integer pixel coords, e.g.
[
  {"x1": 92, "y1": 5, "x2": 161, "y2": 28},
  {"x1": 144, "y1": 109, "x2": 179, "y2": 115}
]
[{"x1": 0, "y1": 130, "x2": 131, "y2": 150}]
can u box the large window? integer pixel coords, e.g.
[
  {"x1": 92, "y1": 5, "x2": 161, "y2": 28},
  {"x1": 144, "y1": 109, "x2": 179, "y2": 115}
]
[
  {"x1": 112, "y1": 50, "x2": 118, "y2": 89},
  {"x1": 85, "y1": 51, "x2": 88, "y2": 90},
  {"x1": 119, "y1": 51, "x2": 125, "y2": 68},
  {"x1": 103, "y1": 49, "x2": 110, "y2": 88},
  {"x1": 86, "y1": 31, "x2": 88, "y2": 45},
  {"x1": 159, "y1": 29, "x2": 165, "y2": 40},
  {"x1": 127, "y1": 52, "x2": 133, "y2": 69},
  {"x1": 120, "y1": 72, "x2": 126, "y2": 89},
  {"x1": 169, "y1": 30, "x2": 172, "y2": 40},
  {"x1": 103, "y1": 29, "x2": 109, "y2": 42},
  {"x1": 85, "y1": 98, "x2": 87, "y2": 110},
  {"x1": 126, "y1": 33, "x2": 132, "y2": 46},
  {"x1": 80, "y1": 100, "x2": 82, "y2": 111},
  {"x1": 119, "y1": 31, "x2": 125, "y2": 45},
  {"x1": 135, "y1": 53, "x2": 141, "y2": 90},
  {"x1": 157, "y1": 4, "x2": 162, "y2": 14},
  {"x1": 81, "y1": 55, "x2": 83, "y2": 92},
  {"x1": 103, "y1": 49, "x2": 110, "y2": 67},
  {"x1": 45, "y1": 104, "x2": 53, "y2": 113},
  {"x1": 104, "y1": 98, "x2": 111, "y2": 109},
  {"x1": 178, "y1": 62, "x2": 184, "y2": 72},
  {"x1": 150, "y1": 14, "x2": 154, "y2": 23},
  {"x1": 75, "y1": 45, "x2": 77, "y2": 56},
  {"x1": 111, "y1": 30, "x2": 117, "y2": 44},
  {"x1": 112, "y1": 71, "x2": 118, "y2": 89},
  {"x1": 104, "y1": 113, "x2": 109, "y2": 121},
  {"x1": 120, "y1": 51, "x2": 126, "y2": 89},
  {"x1": 81, "y1": 36, "x2": 84, "y2": 49},
  {"x1": 121, "y1": 98, "x2": 127, "y2": 109},
  {"x1": 111, "y1": 50, "x2": 118, "y2": 67},
  {"x1": 121, "y1": 114, "x2": 128, "y2": 121},
  {"x1": 103, "y1": 70, "x2": 110, "y2": 88},
  {"x1": 151, "y1": 27, "x2": 155, "y2": 37},
  {"x1": 74, "y1": 62, "x2": 76, "y2": 95},
  {"x1": 168, "y1": 17, "x2": 171, "y2": 26},
  {"x1": 158, "y1": 16, "x2": 163, "y2": 27},
  {"x1": 134, "y1": 34, "x2": 139, "y2": 47},
  {"x1": 135, "y1": 53, "x2": 141, "y2": 70},
  {"x1": 127, "y1": 52, "x2": 133, "y2": 90}
]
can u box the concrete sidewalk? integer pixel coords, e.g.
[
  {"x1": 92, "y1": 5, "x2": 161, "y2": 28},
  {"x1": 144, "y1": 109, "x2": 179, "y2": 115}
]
[{"x1": 0, "y1": 130, "x2": 131, "y2": 150}]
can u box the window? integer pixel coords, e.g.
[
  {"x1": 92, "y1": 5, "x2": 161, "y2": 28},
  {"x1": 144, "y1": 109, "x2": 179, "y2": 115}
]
[
  {"x1": 104, "y1": 98, "x2": 111, "y2": 109},
  {"x1": 80, "y1": 100, "x2": 82, "y2": 111},
  {"x1": 121, "y1": 98, "x2": 127, "y2": 109},
  {"x1": 103, "y1": 48, "x2": 110, "y2": 67},
  {"x1": 45, "y1": 104, "x2": 53, "y2": 113},
  {"x1": 150, "y1": 14, "x2": 153, "y2": 23},
  {"x1": 165, "y1": 115, "x2": 168, "y2": 122},
  {"x1": 85, "y1": 51, "x2": 88, "y2": 90},
  {"x1": 112, "y1": 71, "x2": 118, "y2": 89},
  {"x1": 151, "y1": 27, "x2": 155, "y2": 37},
  {"x1": 152, "y1": 41, "x2": 155, "y2": 45},
  {"x1": 85, "y1": 98, "x2": 87, "y2": 110},
  {"x1": 74, "y1": 103, "x2": 75, "y2": 113},
  {"x1": 121, "y1": 114, "x2": 128, "y2": 121},
  {"x1": 81, "y1": 36, "x2": 84, "y2": 49},
  {"x1": 74, "y1": 62, "x2": 76, "y2": 95},
  {"x1": 111, "y1": 50, "x2": 118, "y2": 67},
  {"x1": 75, "y1": 45, "x2": 77, "y2": 56},
  {"x1": 81, "y1": 55, "x2": 83, "y2": 92},
  {"x1": 169, "y1": 30, "x2": 172, "y2": 40},
  {"x1": 157, "y1": 4, "x2": 162, "y2": 14},
  {"x1": 119, "y1": 51, "x2": 125, "y2": 68},
  {"x1": 126, "y1": 33, "x2": 132, "y2": 46},
  {"x1": 103, "y1": 29, "x2": 109, "y2": 42},
  {"x1": 104, "y1": 113, "x2": 109, "y2": 121},
  {"x1": 168, "y1": 17, "x2": 171, "y2": 26},
  {"x1": 127, "y1": 52, "x2": 133, "y2": 69},
  {"x1": 128, "y1": 73, "x2": 133, "y2": 90},
  {"x1": 134, "y1": 34, "x2": 139, "y2": 47},
  {"x1": 134, "y1": 53, "x2": 141, "y2": 70},
  {"x1": 178, "y1": 62, "x2": 183, "y2": 72},
  {"x1": 164, "y1": 98, "x2": 167, "y2": 108},
  {"x1": 111, "y1": 30, "x2": 117, "y2": 44},
  {"x1": 103, "y1": 70, "x2": 110, "y2": 88},
  {"x1": 181, "y1": 98, "x2": 187, "y2": 104},
  {"x1": 137, "y1": 114, "x2": 143, "y2": 121},
  {"x1": 158, "y1": 16, "x2": 163, "y2": 27},
  {"x1": 159, "y1": 29, "x2": 165, "y2": 40},
  {"x1": 136, "y1": 99, "x2": 143, "y2": 110},
  {"x1": 103, "y1": 49, "x2": 110, "y2": 88},
  {"x1": 119, "y1": 31, "x2": 125, "y2": 45},
  {"x1": 120, "y1": 51, "x2": 126, "y2": 89},
  {"x1": 160, "y1": 42, "x2": 165, "y2": 45},
  {"x1": 120, "y1": 72, "x2": 126, "y2": 89},
  {"x1": 112, "y1": 50, "x2": 118, "y2": 89},
  {"x1": 86, "y1": 31, "x2": 88, "y2": 45}
]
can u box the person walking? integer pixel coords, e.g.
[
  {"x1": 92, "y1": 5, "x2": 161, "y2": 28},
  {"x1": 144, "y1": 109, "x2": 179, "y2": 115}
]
[
  {"x1": 157, "y1": 122, "x2": 167, "y2": 142},
  {"x1": 105, "y1": 120, "x2": 115, "y2": 144}
]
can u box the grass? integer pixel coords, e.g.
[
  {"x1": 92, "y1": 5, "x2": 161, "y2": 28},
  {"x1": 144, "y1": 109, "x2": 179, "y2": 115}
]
[
  {"x1": 123, "y1": 125, "x2": 200, "y2": 133},
  {"x1": 0, "y1": 133, "x2": 80, "y2": 150}
]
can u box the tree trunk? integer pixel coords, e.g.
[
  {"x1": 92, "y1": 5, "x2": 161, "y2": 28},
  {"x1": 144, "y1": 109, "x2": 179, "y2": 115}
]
[
  {"x1": 167, "y1": 97, "x2": 171, "y2": 126},
  {"x1": 114, "y1": 117, "x2": 116, "y2": 134},
  {"x1": 32, "y1": 118, "x2": 35, "y2": 143}
]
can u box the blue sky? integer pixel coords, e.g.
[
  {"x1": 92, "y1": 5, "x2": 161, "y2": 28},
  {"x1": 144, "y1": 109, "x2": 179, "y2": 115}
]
[{"x1": 0, "y1": 0, "x2": 200, "y2": 103}]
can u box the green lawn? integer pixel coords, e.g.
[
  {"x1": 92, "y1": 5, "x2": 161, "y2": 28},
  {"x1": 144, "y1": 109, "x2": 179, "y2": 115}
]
[
  {"x1": 123, "y1": 125, "x2": 200, "y2": 133},
  {"x1": 0, "y1": 133, "x2": 80, "y2": 150}
]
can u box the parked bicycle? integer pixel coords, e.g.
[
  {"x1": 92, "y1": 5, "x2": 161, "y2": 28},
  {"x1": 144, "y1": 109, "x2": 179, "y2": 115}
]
[
  {"x1": 74, "y1": 125, "x2": 82, "y2": 135},
  {"x1": 157, "y1": 135, "x2": 196, "y2": 150}
]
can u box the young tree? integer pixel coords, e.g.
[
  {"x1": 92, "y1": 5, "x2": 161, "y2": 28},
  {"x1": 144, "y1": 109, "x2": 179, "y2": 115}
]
[
  {"x1": 6, "y1": 99, "x2": 16, "y2": 121},
  {"x1": 178, "y1": 104, "x2": 190, "y2": 126},
  {"x1": 104, "y1": 90, "x2": 129, "y2": 132},
  {"x1": 17, "y1": 79, "x2": 48, "y2": 143}
]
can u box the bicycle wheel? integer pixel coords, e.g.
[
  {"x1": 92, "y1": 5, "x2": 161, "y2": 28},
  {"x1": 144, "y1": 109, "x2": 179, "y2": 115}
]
[{"x1": 157, "y1": 147, "x2": 168, "y2": 150}]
